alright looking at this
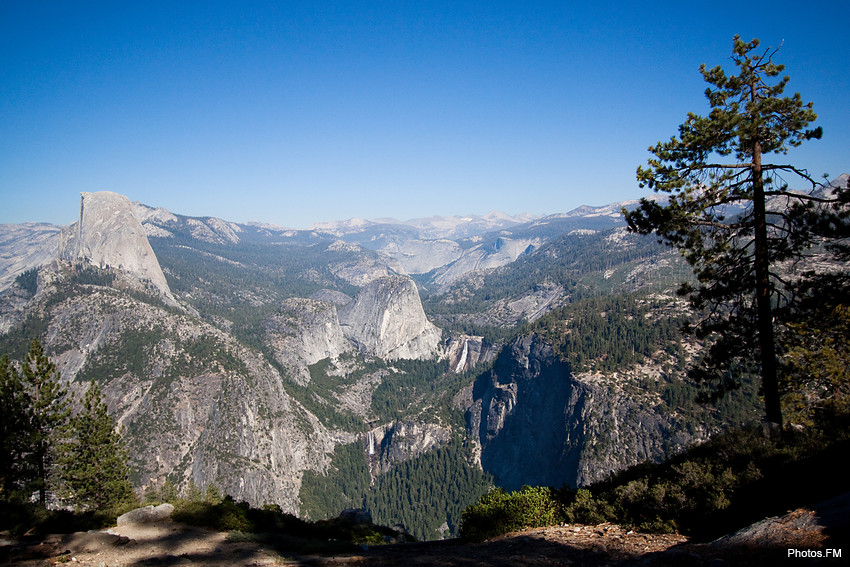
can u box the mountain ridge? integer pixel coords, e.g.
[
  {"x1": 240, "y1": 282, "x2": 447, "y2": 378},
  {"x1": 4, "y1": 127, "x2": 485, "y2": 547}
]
[
  {"x1": 0, "y1": 197, "x2": 634, "y2": 295},
  {"x1": 5, "y1": 177, "x2": 844, "y2": 538}
]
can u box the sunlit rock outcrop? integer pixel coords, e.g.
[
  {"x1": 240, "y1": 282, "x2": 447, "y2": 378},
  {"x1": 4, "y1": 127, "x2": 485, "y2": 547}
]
[
  {"x1": 264, "y1": 297, "x2": 354, "y2": 384},
  {"x1": 339, "y1": 275, "x2": 441, "y2": 360},
  {"x1": 59, "y1": 191, "x2": 175, "y2": 303}
]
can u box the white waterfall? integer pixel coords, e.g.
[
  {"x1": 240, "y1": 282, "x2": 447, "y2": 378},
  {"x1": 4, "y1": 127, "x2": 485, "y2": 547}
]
[
  {"x1": 454, "y1": 340, "x2": 469, "y2": 373},
  {"x1": 367, "y1": 430, "x2": 375, "y2": 456}
]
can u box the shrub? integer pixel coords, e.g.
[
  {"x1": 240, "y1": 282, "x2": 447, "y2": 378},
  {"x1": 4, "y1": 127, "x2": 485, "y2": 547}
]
[
  {"x1": 562, "y1": 488, "x2": 612, "y2": 526},
  {"x1": 459, "y1": 486, "x2": 561, "y2": 541}
]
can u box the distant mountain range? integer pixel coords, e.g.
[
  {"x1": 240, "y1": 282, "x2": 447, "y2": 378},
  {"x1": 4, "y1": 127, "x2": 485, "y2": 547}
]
[
  {"x1": 1, "y1": 199, "x2": 638, "y2": 294},
  {"x1": 7, "y1": 176, "x2": 845, "y2": 539}
]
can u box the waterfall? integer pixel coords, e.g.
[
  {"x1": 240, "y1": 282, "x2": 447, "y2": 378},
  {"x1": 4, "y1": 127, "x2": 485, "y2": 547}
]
[
  {"x1": 367, "y1": 430, "x2": 375, "y2": 456},
  {"x1": 454, "y1": 340, "x2": 469, "y2": 373}
]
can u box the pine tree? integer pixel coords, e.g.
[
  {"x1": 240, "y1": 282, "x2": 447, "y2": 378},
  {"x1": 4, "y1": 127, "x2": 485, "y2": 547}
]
[
  {"x1": 59, "y1": 381, "x2": 135, "y2": 512},
  {"x1": 185, "y1": 478, "x2": 204, "y2": 503},
  {"x1": 20, "y1": 338, "x2": 70, "y2": 505},
  {"x1": 780, "y1": 278, "x2": 850, "y2": 424},
  {"x1": 624, "y1": 36, "x2": 848, "y2": 428},
  {"x1": 205, "y1": 482, "x2": 223, "y2": 504},
  {"x1": 0, "y1": 355, "x2": 30, "y2": 500}
]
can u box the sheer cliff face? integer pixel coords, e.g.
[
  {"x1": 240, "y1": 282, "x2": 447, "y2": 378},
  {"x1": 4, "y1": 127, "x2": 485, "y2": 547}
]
[
  {"x1": 339, "y1": 275, "x2": 441, "y2": 360},
  {"x1": 468, "y1": 334, "x2": 703, "y2": 490},
  {"x1": 367, "y1": 421, "x2": 452, "y2": 476},
  {"x1": 59, "y1": 191, "x2": 174, "y2": 301},
  {"x1": 468, "y1": 335, "x2": 583, "y2": 490},
  {"x1": 264, "y1": 297, "x2": 354, "y2": 384}
]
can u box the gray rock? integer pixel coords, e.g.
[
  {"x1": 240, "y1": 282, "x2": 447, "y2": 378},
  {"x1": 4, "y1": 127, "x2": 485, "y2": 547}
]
[
  {"x1": 369, "y1": 421, "x2": 452, "y2": 475},
  {"x1": 58, "y1": 191, "x2": 176, "y2": 304},
  {"x1": 339, "y1": 275, "x2": 441, "y2": 360},
  {"x1": 117, "y1": 503, "x2": 175, "y2": 526},
  {"x1": 15, "y1": 267, "x2": 335, "y2": 514},
  {"x1": 468, "y1": 334, "x2": 707, "y2": 490},
  {"x1": 378, "y1": 238, "x2": 463, "y2": 275},
  {"x1": 0, "y1": 222, "x2": 62, "y2": 292},
  {"x1": 431, "y1": 236, "x2": 542, "y2": 288},
  {"x1": 264, "y1": 298, "x2": 353, "y2": 384}
]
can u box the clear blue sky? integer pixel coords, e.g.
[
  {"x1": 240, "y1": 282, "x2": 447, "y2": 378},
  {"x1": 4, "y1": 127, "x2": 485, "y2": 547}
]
[{"x1": 2, "y1": 1, "x2": 848, "y2": 228}]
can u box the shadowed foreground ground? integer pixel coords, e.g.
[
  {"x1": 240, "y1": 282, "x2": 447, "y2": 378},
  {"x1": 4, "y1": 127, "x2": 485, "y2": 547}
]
[{"x1": 3, "y1": 493, "x2": 847, "y2": 566}]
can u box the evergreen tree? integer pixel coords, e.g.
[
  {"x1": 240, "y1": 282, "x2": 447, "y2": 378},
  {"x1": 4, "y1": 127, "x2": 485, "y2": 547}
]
[
  {"x1": 780, "y1": 277, "x2": 850, "y2": 424},
  {"x1": 0, "y1": 355, "x2": 30, "y2": 500},
  {"x1": 59, "y1": 381, "x2": 135, "y2": 512},
  {"x1": 185, "y1": 478, "x2": 204, "y2": 503},
  {"x1": 159, "y1": 479, "x2": 179, "y2": 503},
  {"x1": 624, "y1": 36, "x2": 847, "y2": 427},
  {"x1": 20, "y1": 338, "x2": 70, "y2": 504},
  {"x1": 205, "y1": 482, "x2": 223, "y2": 505}
]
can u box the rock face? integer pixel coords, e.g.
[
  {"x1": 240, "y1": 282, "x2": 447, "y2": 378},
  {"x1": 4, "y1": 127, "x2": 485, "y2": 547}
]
[
  {"x1": 431, "y1": 236, "x2": 541, "y2": 288},
  {"x1": 264, "y1": 298, "x2": 354, "y2": 384},
  {"x1": 467, "y1": 334, "x2": 701, "y2": 490},
  {"x1": 18, "y1": 270, "x2": 335, "y2": 514},
  {"x1": 59, "y1": 192, "x2": 174, "y2": 302},
  {"x1": 444, "y1": 335, "x2": 499, "y2": 374},
  {"x1": 325, "y1": 241, "x2": 399, "y2": 286},
  {"x1": 467, "y1": 335, "x2": 581, "y2": 489},
  {"x1": 0, "y1": 223, "x2": 62, "y2": 292},
  {"x1": 339, "y1": 275, "x2": 441, "y2": 360},
  {"x1": 367, "y1": 421, "x2": 452, "y2": 476},
  {"x1": 379, "y1": 238, "x2": 463, "y2": 275}
]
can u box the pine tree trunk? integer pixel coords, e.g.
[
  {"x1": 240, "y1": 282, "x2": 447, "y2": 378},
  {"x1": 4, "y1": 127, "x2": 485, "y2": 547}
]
[{"x1": 751, "y1": 142, "x2": 783, "y2": 428}]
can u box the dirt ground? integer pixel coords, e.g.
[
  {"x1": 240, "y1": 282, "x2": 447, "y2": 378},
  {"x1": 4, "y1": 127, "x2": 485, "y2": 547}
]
[{"x1": 2, "y1": 497, "x2": 846, "y2": 567}]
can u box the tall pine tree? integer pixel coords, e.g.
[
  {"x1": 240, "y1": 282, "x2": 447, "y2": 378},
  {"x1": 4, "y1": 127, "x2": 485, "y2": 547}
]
[
  {"x1": 625, "y1": 36, "x2": 848, "y2": 428},
  {"x1": 20, "y1": 339, "x2": 70, "y2": 505},
  {"x1": 0, "y1": 355, "x2": 30, "y2": 500},
  {"x1": 59, "y1": 381, "x2": 136, "y2": 512}
]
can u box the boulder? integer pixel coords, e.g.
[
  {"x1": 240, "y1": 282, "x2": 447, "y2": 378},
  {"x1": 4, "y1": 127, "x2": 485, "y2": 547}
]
[
  {"x1": 116, "y1": 503, "x2": 175, "y2": 526},
  {"x1": 338, "y1": 508, "x2": 372, "y2": 525}
]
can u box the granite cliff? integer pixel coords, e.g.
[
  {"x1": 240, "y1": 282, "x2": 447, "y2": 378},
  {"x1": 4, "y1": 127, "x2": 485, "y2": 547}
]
[
  {"x1": 58, "y1": 191, "x2": 176, "y2": 304},
  {"x1": 467, "y1": 334, "x2": 707, "y2": 490},
  {"x1": 4, "y1": 261, "x2": 335, "y2": 513},
  {"x1": 263, "y1": 297, "x2": 354, "y2": 385},
  {"x1": 339, "y1": 275, "x2": 441, "y2": 360}
]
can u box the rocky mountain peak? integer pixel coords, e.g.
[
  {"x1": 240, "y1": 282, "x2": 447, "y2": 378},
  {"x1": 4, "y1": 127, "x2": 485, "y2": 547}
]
[
  {"x1": 58, "y1": 191, "x2": 175, "y2": 302},
  {"x1": 339, "y1": 275, "x2": 441, "y2": 360}
]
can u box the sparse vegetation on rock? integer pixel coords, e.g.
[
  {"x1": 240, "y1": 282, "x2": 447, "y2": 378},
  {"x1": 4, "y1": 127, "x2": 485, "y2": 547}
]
[{"x1": 460, "y1": 422, "x2": 850, "y2": 542}]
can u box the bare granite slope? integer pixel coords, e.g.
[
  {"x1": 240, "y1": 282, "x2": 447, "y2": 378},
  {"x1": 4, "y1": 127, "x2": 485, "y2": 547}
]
[
  {"x1": 58, "y1": 191, "x2": 176, "y2": 303},
  {"x1": 339, "y1": 275, "x2": 441, "y2": 360}
]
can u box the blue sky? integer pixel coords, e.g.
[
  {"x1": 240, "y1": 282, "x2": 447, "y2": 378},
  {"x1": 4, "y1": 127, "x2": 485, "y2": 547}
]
[{"x1": 2, "y1": 1, "x2": 848, "y2": 228}]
